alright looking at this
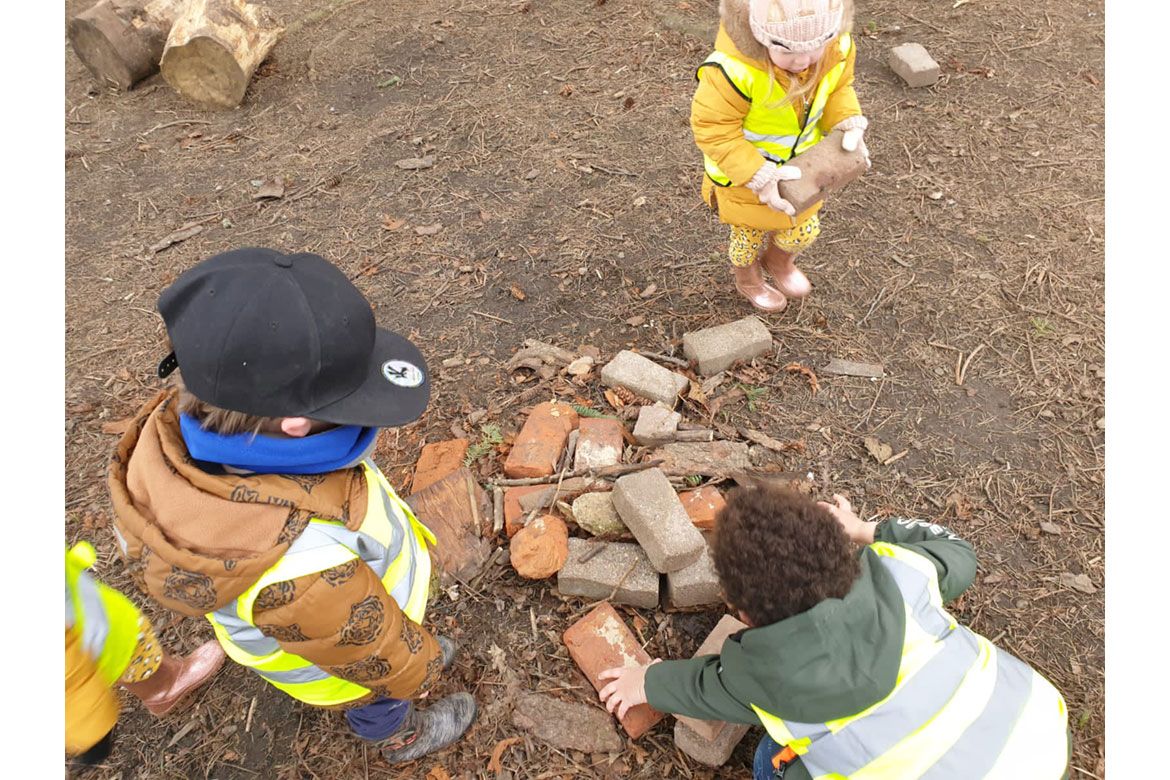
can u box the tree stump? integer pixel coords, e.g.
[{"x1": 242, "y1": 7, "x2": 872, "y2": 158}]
[
  {"x1": 67, "y1": 0, "x2": 185, "y2": 90},
  {"x1": 159, "y1": 0, "x2": 283, "y2": 109}
]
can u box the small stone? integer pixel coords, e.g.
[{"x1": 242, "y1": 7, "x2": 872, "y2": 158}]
[
  {"x1": 678, "y1": 486, "x2": 726, "y2": 531},
  {"x1": 575, "y1": 418, "x2": 625, "y2": 470},
  {"x1": 566, "y1": 355, "x2": 595, "y2": 376},
  {"x1": 612, "y1": 468, "x2": 706, "y2": 573},
  {"x1": 682, "y1": 317, "x2": 773, "y2": 375},
  {"x1": 510, "y1": 515, "x2": 569, "y2": 579},
  {"x1": 1039, "y1": 521, "x2": 1063, "y2": 535},
  {"x1": 1059, "y1": 572, "x2": 1096, "y2": 595},
  {"x1": 889, "y1": 42, "x2": 941, "y2": 88},
  {"x1": 633, "y1": 404, "x2": 681, "y2": 446},
  {"x1": 571, "y1": 492, "x2": 628, "y2": 537},
  {"x1": 512, "y1": 693, "x2": 623, "y2": 753},
  {"x1": 558, "y1": 539, "x2": 659, "y2": 609},
  {"x1": 600, "y1": 350, "x2": 690, "y2": 407}
]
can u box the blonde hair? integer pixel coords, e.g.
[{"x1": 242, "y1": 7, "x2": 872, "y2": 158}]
[
  {"x1": 173, "y1": 376, "x2": 280, "y2": 437},
  {"x1": 760, "y1": 0, "x2": 854, "y2": 112}
]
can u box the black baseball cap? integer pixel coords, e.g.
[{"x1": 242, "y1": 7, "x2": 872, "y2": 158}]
[{"x1": 156, "y1": 247, "x2": 429, "y2": 428}]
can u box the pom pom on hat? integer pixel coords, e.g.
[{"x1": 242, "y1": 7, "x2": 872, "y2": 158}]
[{"x1": 748, "y1": 0, "x2": 844, "y2": 53}]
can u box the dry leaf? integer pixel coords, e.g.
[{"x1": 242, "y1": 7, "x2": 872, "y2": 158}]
[
  {"x1": 101, "y1": 417, "x2": 135, "y2": 435},
  {"x1": 426, "y1": 768, "x2": 451, "y2": 780},
  {"x1": 523, "y1": 169, "x2": 538, "y2": 180},
  {"x1": 783, "y1": 362, "x2": 820, "y2": 394},
  {"x1": 604, "y1": 388, "x2": 625, "y2": 410},
  {"x1": 559, "y1": 83, "x2": 574, "y2": 97},
  {"x1": 741, "y1": 428, "x2": 801, "y2": 453},
  {"x1": 1059, "y1": 572, "x2": 1096, "y2": 595},
  {"x1": 414, "y1": 223, "x2": 442, "y2": 236},
  {"x1": 862, "y1": 436, "x2": 893, "y2": 463},
  {"x1": 381, "y1": 215, "x2": 406, "y2": 231},
  {"x1": 983, "y1": 572, "x2": 1005, "y2": 585},
  {"x1": 487, "y1": 737, "x2": 521, "y2": 773},
  {"x1": 623, "y1": 95, "x2": 636, "y2": 110},
  {"x1": 510, "y1": 285, "x2": 527, "y2": 301},
  {"x1": 639, "y1": 283, "x2": 657, "y2": 298},
  {"x1": 1039, "y1": 521, "x2": 1063, "y2": 535},
  {"x1": 626, "y1": 315, "x2": 646, "y2": 327},
  {"x1": 945, "y1": 491, "x2": 975, "y2": 520},
  {"x1": 395, "y1": 155, "x2": 435, "y2": 170}
]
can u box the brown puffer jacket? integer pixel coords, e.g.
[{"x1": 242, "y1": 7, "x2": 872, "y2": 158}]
[{"x1": 107, "y1": 389, "x2": 441, "y2": 705}]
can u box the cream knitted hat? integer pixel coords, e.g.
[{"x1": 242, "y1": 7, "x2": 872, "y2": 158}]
[{"x1": 748, "y1": 0, "x2": 844, "y2": 54}]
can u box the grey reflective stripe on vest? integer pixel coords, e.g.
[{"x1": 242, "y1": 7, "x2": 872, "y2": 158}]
[
  {"x1": 918, "y1": 648, "x2": 1035, "y2": 779},
  {"x1": 74, "y1": 569, "x2": 110, "y2": 659},
  {"x1": 878, "y1": 556, "x2": 953, "y2": 639},
  {"x1": 256, "y1": 665, "x2": 333, "y2": 685},
  {"x1": 797, "y1": 627, "x2": 983, "y2": 778},
  {"x1": 211, "y1": 601, "x2": 280, "y2": 656},
  {"x1": 743, "y1": 129, "x2": 799, "y2": 146}
]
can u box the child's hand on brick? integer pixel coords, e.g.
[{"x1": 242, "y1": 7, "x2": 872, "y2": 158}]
[
  {"x1": 598, "y1": 660, "x2": 661, "y2": 719},
  {"x1": 818, "y1": 493, "x2": 876, "y2": 545},
  {"x1": 745, "y1": 163, "x2": 802, "y2": 216}
]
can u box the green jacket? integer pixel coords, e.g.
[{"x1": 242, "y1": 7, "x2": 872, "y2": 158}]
[{"x1": 645, "y1": 518, "x2": 977, "y2": 779}]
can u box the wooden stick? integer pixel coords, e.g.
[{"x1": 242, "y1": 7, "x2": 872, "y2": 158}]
[
  {"x1": 492, "y1": 487, "x2": 504, "y2": 535},
  {"x1": 491, "y1": 459, "x2": 663, "y2": 487},
  {"x1": 639, "y1": 350, "x2": 690, "y2": 369}
]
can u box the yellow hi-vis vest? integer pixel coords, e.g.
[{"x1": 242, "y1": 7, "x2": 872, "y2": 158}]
[
  {"x1": 65, "y1": 542, "x2": 142, "y2": 686},
  {"x1": 205, "y1": 460, "x2": 437, "y2": 707},
  {"x1": 751, "y1": 542, "x2": 1069, "y2": 779},
  {"x1": 698, "y1": 35, "x2": 853, "y2": 186}
]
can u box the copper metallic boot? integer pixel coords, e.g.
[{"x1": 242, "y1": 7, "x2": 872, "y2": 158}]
[
  {"x1": 760, "y1": 244, "x2": 812, "y2": 298},
  {"x1": 732, "y1": 260, "x2": 788, "y2": 312},
  {"x1": 120, "y1": 640, "x2": 226, "y2": 717}
]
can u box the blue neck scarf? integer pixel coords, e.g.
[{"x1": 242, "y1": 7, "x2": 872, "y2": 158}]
[{"x1": 179, "y1": 413, "x2": 378, "y2": 475}]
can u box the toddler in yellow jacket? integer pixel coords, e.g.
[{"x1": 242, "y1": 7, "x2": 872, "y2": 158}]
[{"x1": 693, "y1": 0, "x2": 869, "y2": 312}]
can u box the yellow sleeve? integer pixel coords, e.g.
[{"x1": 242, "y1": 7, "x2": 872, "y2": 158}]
[
  {"x1": 65, "y1": 628, "x2": 120, "y2": 756},
  {"x1": 820, "y1": 41, "x2": 863, "y2": 132},
  {"x1": 691, "y1": 66, "x2": 768, "y2": 186}
]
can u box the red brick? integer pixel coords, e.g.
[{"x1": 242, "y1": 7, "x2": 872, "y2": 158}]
[
  {"x1": 504, "y1": 485, "x2": 548, "y2": 538},
  {"x1": 563, "y1": 603, "x2": 666, "y2": 739},
  {"x1": 676, "y1": 615, "x2": 748, "y2": 739},
  {"x1": 679, "y1": 486, "x2": 726, "y2": 532},
  {"x1": 574, "y1": 417, "x2": 625, "y2": 470},
  {"x1": 503, "y1": 401, "x2": 579, "y2": 478},
  {"x1": 509, "y1": 515, "x2": 569, "y2": 579},
  {"x1": 411, "y1": 439, "x2": 470, "y2": 494}
]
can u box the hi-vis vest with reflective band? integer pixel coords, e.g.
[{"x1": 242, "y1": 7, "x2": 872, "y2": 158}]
[
  {"x1": 698, "y1": 35, "x2": 853, "y2": 186},
  {"x1": 65, "y1": 542, "x2": 142, "y2": 686},
  {"x1": 205, "y1": 460, "x2": 437, "y2": 707},
  {"x1": 752, "y1": 542, "x2": 1069, "y2": 779}
]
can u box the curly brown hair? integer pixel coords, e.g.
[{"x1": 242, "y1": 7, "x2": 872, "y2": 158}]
[{"x1": 712, "y1": 484, "x2": 860, "y2": 626}]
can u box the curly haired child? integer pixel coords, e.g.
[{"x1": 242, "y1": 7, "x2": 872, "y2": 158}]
[{"x1": 693, "y1": 0, "x2": 870, "y2": 312}]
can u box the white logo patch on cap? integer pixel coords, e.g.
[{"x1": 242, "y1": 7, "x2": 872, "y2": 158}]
[{"x1": 381, "y1": 360, "x2": 424, "y2": 388}]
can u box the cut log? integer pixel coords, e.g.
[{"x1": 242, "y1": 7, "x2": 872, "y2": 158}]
[
  {"x1": 405, "y1": 467, "x2": 493, "y2": 583},
  {"x1": 160, "y1": 0, "x2": 283, "y2": 109},
  {"x1": 67, "y1": 0, "x2": 185, "y2": 90}
]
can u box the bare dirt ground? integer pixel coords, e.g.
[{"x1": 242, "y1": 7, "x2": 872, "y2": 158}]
[{"x1": 65, "y1": 0, "x2": 1105, "y2": 777}]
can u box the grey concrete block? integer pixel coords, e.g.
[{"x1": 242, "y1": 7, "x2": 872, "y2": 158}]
[
  {"x1": 633, "y1": 404, "x2": 681, "y2": 446},
  {"x1": 682, "y1": 317, "x2": 773, "y2": 375},
  {"x1": 674, "y1": 719, "x2": 751, "y2": 767},
  {"x1": 656, "y1": 441, "x2": 752, "y2": 477},
  {"x1": 600, "y1": 350, "x2": 690, "y2": 407},
  {"x1": 570, "y1": 492, "x2": 628, "y2": 537},
  {"x1": 612, "y1": 468, "x2": 705, "y2": 573},
  {"x1": 665, "y1": 547, "x2": 722, "y2": 609},
  {"x1": 889, "y1": 43, "x2": 940, "y2": 87},
  {"x1": 558, "y1": 538, "x2": 659, "y2": 609}
]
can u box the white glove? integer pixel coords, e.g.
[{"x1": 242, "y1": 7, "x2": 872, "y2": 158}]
[
  {"x1": 833, "y1": 115, "x2": 871, "y2": 169},
  {"x1": 745, "y1": 163, "x2": 802, "y2": 217}
]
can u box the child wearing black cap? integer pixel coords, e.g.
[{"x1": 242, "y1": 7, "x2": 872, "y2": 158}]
[{"x1": 108, "y1": 247, "x2": 476, "y2": 764}]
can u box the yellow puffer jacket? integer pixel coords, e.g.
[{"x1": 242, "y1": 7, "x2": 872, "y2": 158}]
[{"x1": 692, "y1": 7, "x2": 863, "y2": 231}]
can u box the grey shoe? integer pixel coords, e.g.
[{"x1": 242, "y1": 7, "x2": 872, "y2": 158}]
[
  {"x1": 436, "y1": 636, "x2": 457, "y2": 670},
  {"x1": 380, "y1": 693, "x2": 477, "y2": 764}
]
